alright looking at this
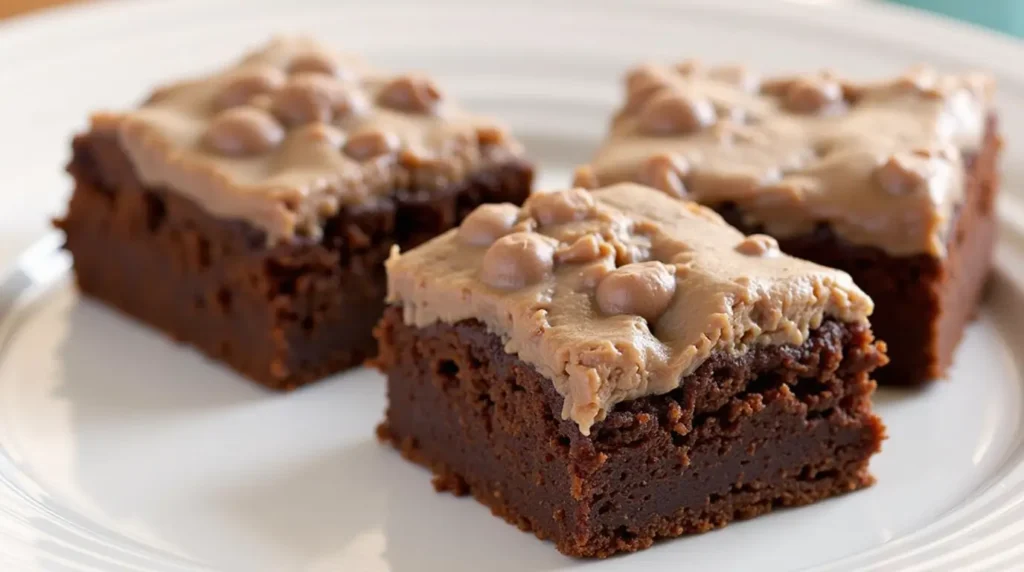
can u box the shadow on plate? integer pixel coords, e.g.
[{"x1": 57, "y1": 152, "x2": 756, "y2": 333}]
[
  {"x1": 49, "y1": 294, "x2": 577, "y2": 570},
  {"x1": 214, "y1": 439, "x2": 581, "y2": 572},
  {"x1": 53, "y1": 297, "x2": 271, "y2": 416},
  {"x1": 872, "y1": 386, "x2": 929, "y2": 407},
  {"x1": 210, "y1": 439, "x2": 393, "y2": 570}
]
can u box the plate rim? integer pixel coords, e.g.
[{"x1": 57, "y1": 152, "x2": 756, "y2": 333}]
[
  {"x1": 4, "y1": 0, "x2": 1024, "y2": 70},
  {"x1": 2, "y1": 0, "x2": 1024, "y2": 570}
]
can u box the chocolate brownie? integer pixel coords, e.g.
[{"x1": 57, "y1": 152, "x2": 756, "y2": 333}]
[
  {"x1": 574, "y1": 63, "x2": 998, "y2": 385},
  {"x1": 376, "y1": 184, "x2": 886, "y2": 557},
  {"x1": 53, "y1": 37, "x2": 533, "y2": 389}
]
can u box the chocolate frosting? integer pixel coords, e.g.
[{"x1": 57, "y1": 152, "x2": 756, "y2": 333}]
[
  {"x1": 386, "y1": 183, "x2": 873, "y2": 434},
  {"x1": 578, "y1": 62, "x2": 995, "y2": 257},
  {"x1": 93, "y1": 37, "x2": 523, "y2": 242}
]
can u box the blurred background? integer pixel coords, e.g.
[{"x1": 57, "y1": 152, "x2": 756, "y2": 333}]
[{"x1": 1, "y1": 0, "x2": 1023, "y2": 38}]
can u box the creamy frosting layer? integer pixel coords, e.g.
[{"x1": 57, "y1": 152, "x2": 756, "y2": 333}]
[
  {"x1": 578, "y1": 63, "x2": 994, "y2": 257},
  {"x1": 95, "y1": 37, "x2": 523, "y2": 242},
  {"x1": 386, "y1": 183, "x2": 873, "y2": 434}
]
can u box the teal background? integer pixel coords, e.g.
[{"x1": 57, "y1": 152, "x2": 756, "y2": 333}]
[{"x1": 888, "y1": 0, "x2": 1024, "y2": 37}]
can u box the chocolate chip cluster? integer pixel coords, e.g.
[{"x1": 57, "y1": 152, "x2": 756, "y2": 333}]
[
  {"x1": 637, "y1": 153, "x2": 690, "y2": 198},
  {"x1": 625, "y1": 64, "x2": 721, "y2": 137},
  {"x1": 457, "y1": 188, "x2": 687, "y2": 324},
  {"x1": 603, "y1": 62, "x2": 979, "y2": 206},
  {"x1": 625, "y1": 61, "x2": 763, "y2": 134},
  {"x1": 196, "y1": 49, "x2": 502, "y2": 165},
  {"x1": 760, "y1": 74, "x2": 847, "y2": 114}
]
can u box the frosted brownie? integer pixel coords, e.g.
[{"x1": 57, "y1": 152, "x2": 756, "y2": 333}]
[
  {"x1": 54, "y1": 37, "x2": 533, "y2": 389},
  {"x1": 574, "y1": 63, "x2": 999, "y2": 385},
  {"x1": 375, "y1": 184, "x2": 886, "y2": 557}
]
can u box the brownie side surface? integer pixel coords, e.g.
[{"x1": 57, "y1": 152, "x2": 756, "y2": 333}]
[
  {"x1": 56, "y1": 129, "x2": 532, "y2": 389},
  {"x1": 718, "y1": 117, "x2": 1000, "y2": 386},
  {"x1": 934, "y1": 117, "x2": 1000, "y2": 375},
  {"x1": 375, "y1": 307, "x2": 886, "y2": 557}
]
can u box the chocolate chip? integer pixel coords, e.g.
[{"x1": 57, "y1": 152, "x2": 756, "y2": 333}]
[
  {"x1": 783, "y1": 78, "x2": 843, "y2": 114},
  {"x1": 481, "y1": 232, "x2": 556, "y2": 290},
  {"x1": 557, "y1": 234, "x2": 609, "y2": 264},
  {"x1": 627, "y1": 65, "x2": 668, "y2": 93},
  {"x1": 459, "y1": 203, "x2": 521, "y2": 246},
  {"x1": 571, "y1": 165, "x2": 600, "y2": 190},
  {"x1": 894, "y1": 67, "x2": 938, "y2": 93},
  {"x1": 595, "y1": 261, "x2": 677, "y2": 322},
  {"x1": 524, "y1": 188, "x2": 596, "y2": 227},
  {"x1": 624, "y1": 65, "x2": 671, "y2": 113},
  {"x1": 638, "y1": 153, "x2": 690, "y2": 199},
  {"x1": 475, "y1": 125, "x2": 507, "y2": 147},
  {"x1": 203, "y1": 107, "x2": 284, "y2": 157},
  {"x1": 287, "y1": 51, "x2": 344, "y2": 77},
  {"x1": 271, "y1": 74, "x2": 345, "y2": 127},
  {"x1": 378, "y1": 75, "x2": 444, "y2": 114},
  {"x1": 759, "y1": 77, "x2": 794, "y2": 97},
  {"x1": 874, "y1": 153, "x2": 934, "y2": 196},
  {"x1": 638, "y1": 90, "x2": 717, "y2": 136},
  {"x1": 343, "y1": 129, "x2": 400, "y2": 161},
  {"x1": 674, "y1": 59, "x2": 701, "y2": 76},
  {"x1": 215, "y1": 66, "x2": 287, "y2": 110},
  {"x1": 734, "y1": 234, "x2": 780, "y2": 257},
  {"x1": 397, "y1": 146, "x2": 436, "y2": 169},
  {"x1": 332, "y1": 90, "x2": 369, "y2": 121}
]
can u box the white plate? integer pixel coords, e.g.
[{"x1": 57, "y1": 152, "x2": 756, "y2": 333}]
[{"x1": 2, "y1": 0, "x2": 1024, "y2": 570}]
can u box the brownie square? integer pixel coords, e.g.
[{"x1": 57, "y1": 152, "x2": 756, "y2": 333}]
[
  {"x1": 54, "y1": 37, "x2": 533, "y2": 389},
  {"x1": 376, "y1": 184, "x2": 886, "y2": 557},
  {"x1": 575, "y1": 63, "x2": 999, "y2": 385}
]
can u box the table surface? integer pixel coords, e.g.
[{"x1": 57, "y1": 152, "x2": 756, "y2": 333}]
[
  {"x1": 0, "y1": 0, "x2": 81, "y2": 19},
  {"x1": 3, "y1": 1, "x2": 1020, "y2": 36}
]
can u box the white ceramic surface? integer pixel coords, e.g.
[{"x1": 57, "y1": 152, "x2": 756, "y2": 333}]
[{"x1": 1, "y1": 1, "x2": 1024, "y2": 570}]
